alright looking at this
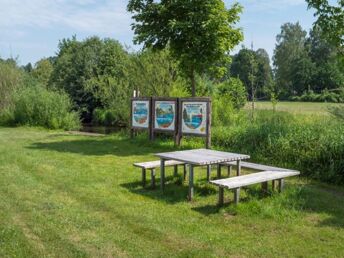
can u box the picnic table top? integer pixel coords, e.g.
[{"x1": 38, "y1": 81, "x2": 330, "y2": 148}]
[{"x1": 155, "y1": 148, "x2": 250, "y2": 166}]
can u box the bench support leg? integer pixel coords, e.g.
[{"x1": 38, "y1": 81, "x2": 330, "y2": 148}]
[
  {"x1": 272, "y1": 180, "x2": 276, "y2": 191},
  {"x1": 173, "y1": 165, "x2": 178, "y2": 177},
  {"x1": 142, "y1": 168, "x2": 146, "y2": 187},
  {"x1": 278, "y1": 179, "x2": 285, "y2": 192},
  {"x1": 236, "y1": 160, "x2": 241, "y2": 176},
  {"x1": 183, "y1": 164, "x2": 187, "y2": 181},
  {"x1": 218, "y1": 187, "x2": 224, "y2": 206},
  {"x1": 188, "y1": 165, "x2": 194, "y2": 201},
  {"x1": 234, "y1": 188, "x2": 240, "y2": 204},
  {"x1": 262, "y1": 181, "x2": 268, "y2": 194},
  {"x1": 160, "y1": 159, "x2": 165, "y2": 191},
  {"x1": 151, "y1": 169, "x2": 156, "y2": 188},
  {"x1": 227, "y1": 165, "x2": 232, "y2": 177},
  {"x1": 217, "y1": 164, "x2": 222, "y2": 179},
  {"x1": 206, "y1": 165, "x2": 211, "y2": 181}
]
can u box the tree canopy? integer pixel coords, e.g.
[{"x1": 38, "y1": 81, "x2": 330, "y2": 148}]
[{"x1": 127, "y1": 0, "x2": 243, "y2": 96}]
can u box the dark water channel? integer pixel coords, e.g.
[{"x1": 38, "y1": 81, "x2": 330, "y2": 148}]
[{"x1": 79, "y1": 124, "x2": 123, "y2": 135}]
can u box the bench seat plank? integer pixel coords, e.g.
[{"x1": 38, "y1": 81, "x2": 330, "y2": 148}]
[
  {"x1": 210, "y1": 170, "x2": 300, "y2": 190},
  {"x1": 133, "y1": 160, "x2": 185, "y2": 169},
  {"x1": 222, "y1": 161, "x2": 296, "y2": 172}
]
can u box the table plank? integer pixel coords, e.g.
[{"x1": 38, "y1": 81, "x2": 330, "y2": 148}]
[{"x1": 156, "y1": 149, "x2": 250, "y2": 165}]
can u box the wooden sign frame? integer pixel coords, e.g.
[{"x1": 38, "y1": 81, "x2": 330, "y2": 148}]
[{"x1": 177, "y1": 97, "x2": 211, "y2": 148}]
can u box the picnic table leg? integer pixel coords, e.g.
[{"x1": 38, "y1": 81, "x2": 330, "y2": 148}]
[
  {"x1": 236, "y1": 160, "x2": 241, "y2": 176},
  {"x1": 206, "y1": 165, "x2": 211, "y2": 181},
  {"x1": 173, "y1": 165, "x2": 178, "y2": 177},
  {"x1": 217, "y1": 164, "x2": 222, "y2": 179},
  {"x1": 262, "y1": 181, "x2": 268, "y2": 194},
  {"x1": 160, "y1": 159, "x2": 165, "y2": 191},
  {"x1": 188, "y1": 164, "x2": 194, "y2": 201},
  {"x1": 142, "y1": 168, "x2": 146, "y2": 187},
  {"x1": 218, "y1": 187, "x2": 224, "y2": 206},
  {"x1": 278, "y1": 179, "x2": 285, "y2": 192},
  {"x1": 183, "y1": 164, "x2": 187, "y2": 181},
  {"x1": 272, "y1": 180, "x2": 276, "y2": 191},
  {"x1": 151, "y1": 169, "x2": 156, "y2": 188},
  {"x1": 234, "y1": 188, "x2": 240, "y2": 204},
  {"x1": 227, "y1": 165, "x2": 232, "y2": 177}
]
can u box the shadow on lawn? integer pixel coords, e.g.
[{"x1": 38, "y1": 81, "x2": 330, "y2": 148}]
[
  {"x1": 121, "y1": 175, "x2": 217, "y2": 204},
  {"x1": 27, "y1": 137, "x2": 176, "y2": 157}
]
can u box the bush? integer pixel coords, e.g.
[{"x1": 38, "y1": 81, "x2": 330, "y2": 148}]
[
  {"x1": 291, "y1": 90, "x2": 343, "y2": 103},
  {"x1": 8, "y1": 84, "x2": 80, "y2": 130}
]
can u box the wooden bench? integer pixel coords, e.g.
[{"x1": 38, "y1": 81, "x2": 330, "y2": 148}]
[
  {"x1": 133, "y1": 160, "x2": 186, "y2": 188},
  {"x1": 210, "y1": 169, "x2": 300, "y2": 206}
]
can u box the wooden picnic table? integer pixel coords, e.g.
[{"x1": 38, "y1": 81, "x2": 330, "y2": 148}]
[{"x1": 155, "y1": 149, "x2": 250, "y2": 201}]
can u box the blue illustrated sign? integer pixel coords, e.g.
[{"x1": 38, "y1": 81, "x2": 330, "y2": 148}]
[
  {"x1": 132, "y1": 100, "x2": 150, "y2": 128},
  {"x1": 154, "y1": 101, "x2": 175, "y2": 131},
  {"x1": 182, "y1": 102, "x2": 207, "y2": 134}
]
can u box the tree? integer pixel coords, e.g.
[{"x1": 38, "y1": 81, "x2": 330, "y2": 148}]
[
  {"x1": 273, "y1": 22, "x2": 313, "y2": 97},
  {"x1": 230, "y1": 47, "x2": 272, "y2": 100},
  {"x1": 306, "y1": 0, "x2": 344, "y2": 54},
  {"x1": 31, "y1": 58, "x2": 54, "y2": 86},
  {"x1": 127, "y1": 0, "x2": 243, "y2": 96}
]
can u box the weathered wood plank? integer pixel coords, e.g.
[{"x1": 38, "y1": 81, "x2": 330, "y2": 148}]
[
  {"x1": 210, "y1": 170, "x2": 300, "y2": 190},
  {"x1": 134, "y1": 160, "x2": 185, "y2": 169},
  {"x1": 222, "y1": 161, "x2": 297, "y2": 172},
  {"x1": 156, "y1": 149, "x2": 250, "y2": 166},
  {"x1": 188, "y1": 165, "x2": 194, "y2": 201}
]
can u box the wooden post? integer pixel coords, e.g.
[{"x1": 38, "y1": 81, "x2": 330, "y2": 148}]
[
  {"x1": 160, "y1": 159, "x2": 165, "y2": 191},
  {"x1": 272, "y1": 180, "x2": 276, "y2": 191},
  {"x1": 234, "y1": 188, "x2": 240, "y2": 204},
  {"x1": 236, "y1": 160, "x2": 241, "y2": 176},
  {"x1": 188, "y1": 164, "x2": 194, "y2": 201},
  {"x1": 218, "y1": 187, "x2": 224, "y2": 206},
  {"x1": 227, "y1": 165, "x2": 232, "y2": 177},
  {"x1": 183, "y1": 164, "x2": 187, "y2": 180},
  {"x1": 206, "y1": 100, "x2": 211, "y2": 149},
  {"x1": 173, "y1": 165, "x2": 178, "y2": 177},
  {"x1": 262, "y1": 181, "x2": 268, "y2": 193},
  {"x1": 151, "y1": 169, "x2": 156, "y2": 188},
  {"x1": 278, "y1": 179, "x2": 285, "y2": 192},
  {"x1": 206, "y1": 165, "x2": 211, "y2": 181},
  {"x1": 142, "y1": 168, "x2": 146, "y2": 187},
  {"x1": 217, "y1": 164, "x2": 222, "y2": 179}
]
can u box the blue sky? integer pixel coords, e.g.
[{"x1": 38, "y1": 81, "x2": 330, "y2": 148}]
[{"x1": 0, "y1": 0, "x2": 316, "y2": 65}]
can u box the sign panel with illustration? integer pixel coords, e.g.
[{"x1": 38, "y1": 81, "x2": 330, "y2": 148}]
[
  {"x1": 154, "y1": 100, "x2": 176, "y2": 131},
  {"x1": 132, "y1": 100, "x2": 150, "y2": 128},
  {"x1": 181, "y1": 102, "x2": 207, "y2": 135}
]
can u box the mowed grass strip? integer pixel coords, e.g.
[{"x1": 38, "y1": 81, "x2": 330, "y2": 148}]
[
  {"x1": 0, "y1": 127, "x2": 344, "y2": 257},
  {"x1": 245, "y1": 101, "x2": 341, "y2": 115}
]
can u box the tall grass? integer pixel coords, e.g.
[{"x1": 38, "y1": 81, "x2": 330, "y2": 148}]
[
  {"x1": 212, "y1": 110, "x2": 344, "y2": 184},
  {"x1": 5, "y1": 84, "x2": 80, "y2": 130}
]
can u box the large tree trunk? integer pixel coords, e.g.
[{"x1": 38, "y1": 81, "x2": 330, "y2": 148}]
[{"x1": 191, "y1": 68, "x2": 196, "y2": 97}]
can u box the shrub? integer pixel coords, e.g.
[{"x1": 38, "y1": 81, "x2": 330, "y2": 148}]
[{"x1": 9, "y1": 84, "x2": 80, "y2": 130}]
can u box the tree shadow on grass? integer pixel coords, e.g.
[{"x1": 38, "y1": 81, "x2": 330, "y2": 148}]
[{"x1": 27, "y1": 137, "x2": 177, "y2": 157}]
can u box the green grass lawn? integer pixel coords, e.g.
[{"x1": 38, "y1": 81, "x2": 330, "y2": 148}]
[
  {"x1": 245, "y1": 101, "x2": 342, "y2": 115},
  {"x1": 1, "y1": 127, "x2": 344, "y2": 257}
]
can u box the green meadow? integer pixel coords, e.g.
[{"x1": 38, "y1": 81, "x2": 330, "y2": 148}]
[{"x1": 1, "y1": 127, "x2": 343, "y2": 257}]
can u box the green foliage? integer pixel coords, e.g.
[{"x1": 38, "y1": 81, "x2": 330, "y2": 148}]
[
  {"x1": 328, "y1": 104, "x2": 344, "y2": 121},
  {"x1": 127, "y1": 0, "x2": 243, "y2": 96},
  {"x1": 0, "y1": 59, "x2": 23, "y2": 111},
  {"x1": 306, "y1": 0, "x2": 344, "y2": 54},
  {"x1": 213, "y1": 111, "x2": 344, "y2": 184},
  {"x1": 7, "y1": 84, "x2": 80, "y2": 130},
  {"x1": 217, "y1": 77, "x2": 247, "y2": 109},
  {"x1": 291, "y1": 89, "x2": 344, "y2": 103},
  {"x1": 31, "y1": 58, "x2": 54, "y2": 86},
  {"x1": 231, "y1": 48, "x2": 273, "y2": 100}
]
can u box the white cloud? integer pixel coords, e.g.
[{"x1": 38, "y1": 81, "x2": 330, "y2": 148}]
[{"x1": 0, "y1": 0, "x2": 132, "y2": 36}]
